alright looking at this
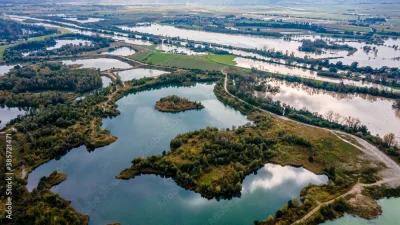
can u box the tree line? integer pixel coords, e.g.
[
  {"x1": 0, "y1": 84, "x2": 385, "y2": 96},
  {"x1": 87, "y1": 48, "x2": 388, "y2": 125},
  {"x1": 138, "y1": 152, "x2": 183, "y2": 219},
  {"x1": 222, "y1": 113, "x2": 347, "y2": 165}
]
[{"x1": 0, "y1": 62, "x2": 103, "y2": 93}]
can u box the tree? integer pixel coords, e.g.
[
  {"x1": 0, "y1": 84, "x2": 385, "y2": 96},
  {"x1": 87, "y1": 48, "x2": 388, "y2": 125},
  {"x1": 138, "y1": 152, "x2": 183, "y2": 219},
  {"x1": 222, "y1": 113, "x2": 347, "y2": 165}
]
[
  {"x1": 393, "y1": 99, "x2": 400, "y2": 110},
  {"x1": 324, "y1": 110, "x2": 334, "y2": 122},
  {"x1": 288, "y1": 198, "x2": 300, "y2": 208},
  {"x1": 351, "y1": 62, "x2": 359, "y2": 69},
  {"x1": 383, "y1": 133, "x2": 396, "y2": 147}
]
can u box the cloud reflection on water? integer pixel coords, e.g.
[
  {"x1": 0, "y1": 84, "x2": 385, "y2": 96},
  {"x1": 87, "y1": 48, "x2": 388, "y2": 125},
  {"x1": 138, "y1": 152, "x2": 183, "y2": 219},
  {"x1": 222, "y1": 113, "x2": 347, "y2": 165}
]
[{"x1": 243, "y1": 164, "x2": 328, "y2": 193}]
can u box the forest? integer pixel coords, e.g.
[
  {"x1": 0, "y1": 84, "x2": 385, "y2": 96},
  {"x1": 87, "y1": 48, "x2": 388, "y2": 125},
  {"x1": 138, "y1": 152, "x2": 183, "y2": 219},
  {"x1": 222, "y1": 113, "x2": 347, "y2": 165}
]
[
  {"x1": 0, "y1": 62, "x2": 102, "y2": 93},
  {"x1": 3, "y1": 34, "x2": 114, "y2": 63},
  {"x1": 0, "y1": 18, "x2": 57, "y2": 44},
  {"x1": 299, "y1": 39, "x2": 356, "y2": 53}
]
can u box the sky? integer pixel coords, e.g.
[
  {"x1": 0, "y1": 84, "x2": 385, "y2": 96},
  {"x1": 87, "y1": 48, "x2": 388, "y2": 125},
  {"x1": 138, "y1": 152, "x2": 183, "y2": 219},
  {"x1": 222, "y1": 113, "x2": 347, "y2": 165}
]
[{"x1": 1, "y1": 0, "x2": 399, "y2": 4}]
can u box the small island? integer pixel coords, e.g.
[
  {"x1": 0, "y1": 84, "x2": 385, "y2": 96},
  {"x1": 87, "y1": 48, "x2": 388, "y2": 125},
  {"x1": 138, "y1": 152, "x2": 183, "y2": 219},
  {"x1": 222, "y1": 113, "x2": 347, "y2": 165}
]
[
  {"x1": 155, "y1": 95, "x2": 204, "y2": 112},
  {"x1": 37, "y1": 170, "x2": 67, "y2": 190}
]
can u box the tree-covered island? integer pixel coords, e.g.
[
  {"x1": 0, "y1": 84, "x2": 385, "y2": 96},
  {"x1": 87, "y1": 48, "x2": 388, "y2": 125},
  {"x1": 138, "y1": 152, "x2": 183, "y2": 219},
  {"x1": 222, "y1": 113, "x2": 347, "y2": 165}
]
[{"x1": 155, "y1": 95, "x2": 204, "y2": 112}]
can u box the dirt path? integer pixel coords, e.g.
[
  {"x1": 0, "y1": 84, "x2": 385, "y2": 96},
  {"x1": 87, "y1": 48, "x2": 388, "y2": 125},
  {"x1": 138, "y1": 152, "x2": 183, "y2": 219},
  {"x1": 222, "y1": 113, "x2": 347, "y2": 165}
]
[
  {"x1": 222, "y1": 72, "x2": 400, "y2": 224},
  {"x1": 292, "y1": 178, "x2": 398, "y2": 224},
  {"x1": 222, "y1": 72, "x2": 400, "y2": 174}
]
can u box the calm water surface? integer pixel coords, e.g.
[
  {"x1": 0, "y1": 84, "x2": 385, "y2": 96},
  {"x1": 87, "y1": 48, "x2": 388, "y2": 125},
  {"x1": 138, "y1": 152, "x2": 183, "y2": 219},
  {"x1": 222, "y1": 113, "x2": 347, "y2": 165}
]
[
  {"x1": 263, "y1": 80, "x2": 400, "y2": 142},
  {"x1": 26, "y1": 83, "x2": 327, "y2": 225},
  {"x1": 0, "y1": 65, "x2": 14, "y2": 76},
  {"x1": 236, "y1": 57, "x2": 396, "y2": 91},
  {"x1": 101, "y1": 77, "x2": 112, "y2": 87},
  {"x1": 322, "y1": 198, "x2": 400, "y2": 225},
  {"x1": 122, "y1": 24, "x2": 400, "y2": 67},
  {"x1": 46, "y1": 39, "x2": 92, "y2": 50},
  {"x1": 121, "y1": 24, "x2": 327, "y2": 59},
  {"x1": 0, "y1": 107, "x2": 27, "y2": 129},
  {"x1": 118, "y1": 68, "x2": 168, "y2": 81},
  {"x1": 157, "y1": 44, "x2": 207, "y2": 55},
  {"x1": 8, "y1": 15, "x2": 400, "y2": 68},
  {"x1": 64, "y1": 17, "x2": 104, "y2": 23},
  {"x1": 101, "y1": 47, "x2": 136, "y2": 56},
  {"x1": 62, "y1": 58, "x2": 131, "y2": 71}
]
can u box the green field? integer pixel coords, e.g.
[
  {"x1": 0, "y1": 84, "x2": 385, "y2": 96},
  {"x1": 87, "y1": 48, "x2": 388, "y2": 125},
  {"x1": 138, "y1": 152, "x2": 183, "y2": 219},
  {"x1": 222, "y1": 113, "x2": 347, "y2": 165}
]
[
  {"x1": 207, "y1": 54, "x2": 237, "y2": 66},
  {"x1": 0, "y1": 46, "x2": 6, "y2": 58},
  {"x1": 0, "y1": 43, "x2": 16, "y2": 59},
  {"x1": 137, "y1": 51, "x2": 226, "y2": 71}
]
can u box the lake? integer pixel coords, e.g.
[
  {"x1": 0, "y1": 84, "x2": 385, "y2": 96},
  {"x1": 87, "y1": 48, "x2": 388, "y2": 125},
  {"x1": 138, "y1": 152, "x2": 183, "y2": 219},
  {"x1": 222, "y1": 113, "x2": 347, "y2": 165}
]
[
  {"x1": 0, "y1": 65, "x2": 14, "y2": 76},
  {"x1": 26, "y1": 83, "x2": 327, "y2": 225},
  {"x1": 102, "y1": 76, "x2": 112, "y2": 87},
  {"x1": 0, "y1": 107, "x2": 27, "y2": 129},
  {"x1": 101, "y1": 47, "x2": 136, "y2": 56},
  {"x1": 117, "y1": 68, "x2": 169, "y2": 81},
  {"x1": 62, "y1": 58, "x2": 131, "y2": 71}
]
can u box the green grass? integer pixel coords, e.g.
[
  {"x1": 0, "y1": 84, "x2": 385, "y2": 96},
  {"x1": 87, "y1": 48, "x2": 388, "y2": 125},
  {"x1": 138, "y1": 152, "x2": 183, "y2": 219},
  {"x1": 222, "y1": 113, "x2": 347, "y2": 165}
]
[
  {"x1": 207, "y1": 54, "x2": 237, "y2": 66},
  {"x1": 142, "y1": 52, "x2": 225, "y2": 71},
  {"x1": 0, "y1": 45, "x2": 7, "y2": 59}
]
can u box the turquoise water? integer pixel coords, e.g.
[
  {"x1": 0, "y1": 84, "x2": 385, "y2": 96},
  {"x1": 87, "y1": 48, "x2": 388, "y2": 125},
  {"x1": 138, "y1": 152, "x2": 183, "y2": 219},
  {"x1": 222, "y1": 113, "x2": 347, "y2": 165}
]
[
  {"x1": 322, "y1": 198, "x2": 400, "y2": 225},
  {"x1": 26, "y1": 83, "x2": 327, "y2": 225}
]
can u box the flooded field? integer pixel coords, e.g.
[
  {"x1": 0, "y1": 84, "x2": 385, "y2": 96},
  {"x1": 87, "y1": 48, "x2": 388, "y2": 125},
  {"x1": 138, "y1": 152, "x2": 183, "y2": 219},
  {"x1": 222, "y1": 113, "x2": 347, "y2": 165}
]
[
  {"x1": 120, "y1": 24, "x2": 348, "y2": 59},
  {"x1": 262, "y1": 79, "x2": 400, "y2": 141},
  {"x1": 46, "y1": 39, "x2": 92, "y2": 50},
  {"x1": 122, "y1": 24, "x2": 400, "y2": 67},
  {"x1": 235, "y1": 57, "x2": 396, "y2": 91},
  {"x1": 64, "y1": 17, "x2": 104, "y2": 23},
  {"x1": 157, "y1": 44, "x2": 207, "y2": 55}
]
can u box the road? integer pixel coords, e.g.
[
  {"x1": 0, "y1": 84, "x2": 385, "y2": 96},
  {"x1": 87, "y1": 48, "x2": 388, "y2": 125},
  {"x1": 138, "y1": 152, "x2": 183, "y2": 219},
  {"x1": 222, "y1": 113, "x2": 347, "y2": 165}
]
[{"x1": 222, "y1": 72, "x2": 400, "y2": 224}]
